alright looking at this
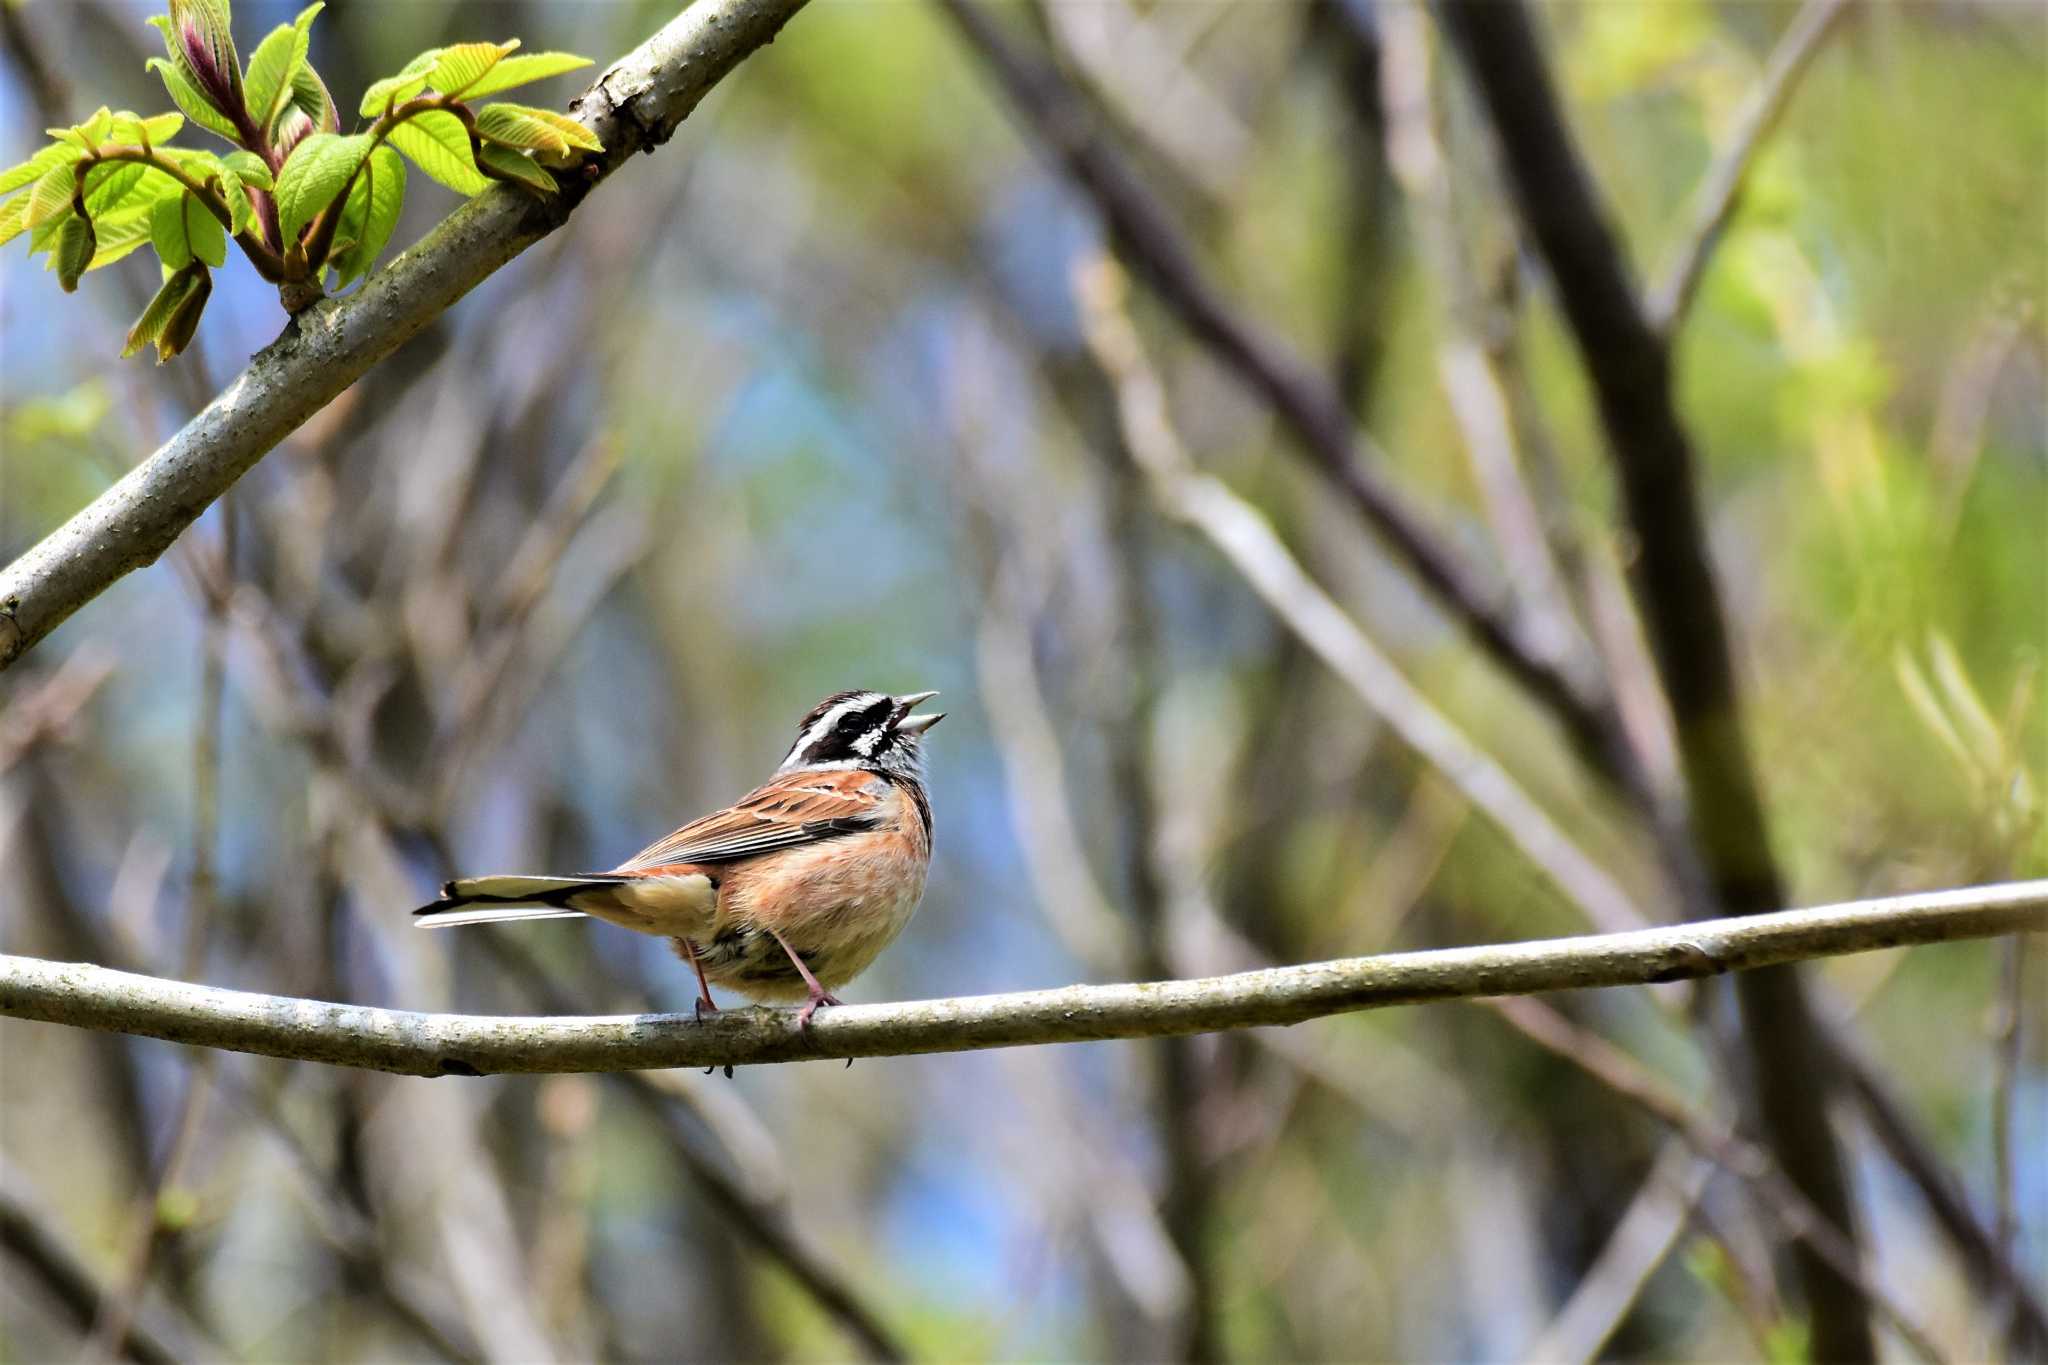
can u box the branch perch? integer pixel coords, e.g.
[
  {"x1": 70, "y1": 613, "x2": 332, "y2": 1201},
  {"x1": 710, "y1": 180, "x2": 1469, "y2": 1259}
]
[
  {"x1": 0, "y1": 0, "x2": 810, "y2": 673},
  {"x1": 2, "y1": 883, "x2": 2039, "y2": 1077}
]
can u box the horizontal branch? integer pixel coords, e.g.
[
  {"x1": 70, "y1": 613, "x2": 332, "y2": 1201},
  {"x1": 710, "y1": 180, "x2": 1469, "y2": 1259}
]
[
  {"x1": 2, "y1": 882, "x2": 2040, "y2": 1077},
  {"x1": 0, "y1": 0, "x2": 809, "y2": 674}
]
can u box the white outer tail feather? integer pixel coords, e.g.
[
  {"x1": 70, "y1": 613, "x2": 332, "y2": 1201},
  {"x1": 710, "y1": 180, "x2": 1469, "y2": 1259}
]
[
  {"x1": 413, "y1": 873, "x2": 625, "y2": 928},
  {"x1": 414, "y1": 905, "x2": 589, "y2": 929}
]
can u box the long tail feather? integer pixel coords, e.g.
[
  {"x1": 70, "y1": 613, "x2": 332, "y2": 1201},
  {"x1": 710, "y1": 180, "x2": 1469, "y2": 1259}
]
[
  {"x1": 414, "y1": 905, "x2": 589, "y2": 928},
  {"x1": 412, "y1": 873, "x2": 627, "y2": 929}
]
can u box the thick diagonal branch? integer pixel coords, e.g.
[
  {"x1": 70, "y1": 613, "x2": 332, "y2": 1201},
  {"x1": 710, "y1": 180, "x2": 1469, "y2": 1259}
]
[
  {"x1": 0, "y1": 0, "x2": 810, "y2": 674},
  {"x1": 1, "y1": 883, "x2": 2039, "y2": 1077}
]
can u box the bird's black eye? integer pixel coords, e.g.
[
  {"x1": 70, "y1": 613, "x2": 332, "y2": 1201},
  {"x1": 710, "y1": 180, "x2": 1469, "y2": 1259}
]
[{"x1": 837, "y1": 700, "x2": 885, "y2": 737}]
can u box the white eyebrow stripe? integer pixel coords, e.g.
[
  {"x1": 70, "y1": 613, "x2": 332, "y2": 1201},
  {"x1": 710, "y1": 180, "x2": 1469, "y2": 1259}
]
[{"x1": 781, "y1": 694, "x2": 879, "y2": 770}]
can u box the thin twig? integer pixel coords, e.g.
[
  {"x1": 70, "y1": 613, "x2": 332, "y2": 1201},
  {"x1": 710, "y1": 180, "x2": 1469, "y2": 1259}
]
[
  {"x1": 1829, "y1": 1020, "x2": 2048, "y2": 1356},
  {"x1": 0, "y1": 884, "x2": 2040, "y2": 1075},
  {"x1": 1523, "y1": 1138, "x2": 1713, "y2": 1364},
  {"x1": 0, "y1": 649, "x2": 114, "y2": 774},
  {"x1": 1646, "y1": 0, "x2": 1854, "y2": 335},
  {"x1": 0, "y1": 1160, "x2": 208, "y2": 1365}
]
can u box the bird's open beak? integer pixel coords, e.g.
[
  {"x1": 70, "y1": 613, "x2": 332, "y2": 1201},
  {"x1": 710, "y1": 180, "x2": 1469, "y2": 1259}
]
[{"x1": 894, "y1": 690, "x2": 944, "y2": 734}]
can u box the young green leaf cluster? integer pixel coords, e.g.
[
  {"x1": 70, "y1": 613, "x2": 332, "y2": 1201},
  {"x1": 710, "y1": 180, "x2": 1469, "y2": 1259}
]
[{"x1": 1, "y1": 0, "x2": 596, "y2": 362}]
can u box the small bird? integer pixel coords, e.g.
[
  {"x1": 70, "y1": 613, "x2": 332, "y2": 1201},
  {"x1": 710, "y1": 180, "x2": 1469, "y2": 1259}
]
[{"x1": 414, "y1": 690, "x2": 944, "y2": 1027}]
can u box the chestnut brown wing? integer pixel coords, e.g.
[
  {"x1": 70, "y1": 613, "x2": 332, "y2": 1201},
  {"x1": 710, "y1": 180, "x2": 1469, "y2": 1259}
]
[{"x1": 616, "y1": 771, "x2": 886, "y2": 870}]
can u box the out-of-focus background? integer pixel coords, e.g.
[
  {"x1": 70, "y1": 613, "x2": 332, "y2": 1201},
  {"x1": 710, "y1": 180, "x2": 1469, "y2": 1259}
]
[{"x1": 2, "y1": 0, "x2": 2042, "y2": 1360}]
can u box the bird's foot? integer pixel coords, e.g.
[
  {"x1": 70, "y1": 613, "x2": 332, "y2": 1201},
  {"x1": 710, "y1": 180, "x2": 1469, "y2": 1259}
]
[
  {"x1": 795, "y1": 988, "x2": 844, "y2": 1034},
  {"x1": 693, "y1": 993, "x2": 720, "y2": 1022}
]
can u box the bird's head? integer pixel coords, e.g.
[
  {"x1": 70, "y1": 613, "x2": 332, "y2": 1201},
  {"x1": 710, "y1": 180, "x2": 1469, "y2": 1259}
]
[{"x1": 778, "y1": 689, "x2": 944, "y2": 780}]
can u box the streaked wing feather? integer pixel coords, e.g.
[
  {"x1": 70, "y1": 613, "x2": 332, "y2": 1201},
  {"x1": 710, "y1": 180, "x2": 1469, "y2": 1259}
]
[{"x1": 619, "y1": 774, "x2": 884, "y2": 870}]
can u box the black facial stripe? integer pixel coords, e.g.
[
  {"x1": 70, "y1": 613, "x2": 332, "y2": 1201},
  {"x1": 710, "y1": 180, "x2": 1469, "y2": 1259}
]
[{"x1": 803, "y1": 696, "x2": 893, "y2": 761}]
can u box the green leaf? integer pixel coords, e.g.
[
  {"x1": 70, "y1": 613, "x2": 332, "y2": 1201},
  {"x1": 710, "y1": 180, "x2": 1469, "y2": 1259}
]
[
  {"x1": 275, "y1": 130, "x2": 371, "y2": 241},
  {"x1": 328, "y1": 144, "x2": 404, "y2": 289},
  {"x1": 358, "y1": 48, "x2": 441, "y2": 119},
  {"x1": 55, "y1": 214, "x2": 96, "y2": 291},
  {"x1": 28, "y1": 209, "x2": 74, "y2": 259},
  {"x1": 65, "y1": 107, "x2": 116, "y2": 147},
  {"x1": 151, "y1": 191, "x2": 195, "y2": 268},
  {"x1": 474, "y1": 103, "x2": 602, "y2": 155},
  {"x1": 386, "y1": 109, "x2": 489, "y2": 194},
  {"x1": 1, "y1": 143, "x2": 87, "y2": 198},
  {"x1": 286, "y1": 61, "x2": 338, "y2": 135},
  {"x1": 105, "y1": 111, "x2": 187, "y2": 147},
  {"x1": 158, "y1": 264, "x2": 213, "y2": 360},
  {"x1": 456, "y1": 52, "x2": 594, "y2": 101},
  {"x1": 24, "y1": 164, "x2": 79, "y2": 229},
  {"x1": 216, "y1": 166, "x2": 252, "y2": 235},
  {"x1": 81, "y1": 162, "x2": 148, "y2": 217},
  {"x1": 244, "y1": 3, "x2": 322, "y2": 137},
  {"x1": 125, "y1": 269, "x2": 194, "y2": 356},
  {"x1": 0, "y1": 195, "x2": 30, "y2": 248},
  {"x1": 124, "y1": 262, "x2": 211, "y2": 362},
  {"x1": 428, "y1": 40, "x2": 517, "y2": 99},
  {"x1": 186, "y1": 199, "x2": 226, "y2": 266},
  {"x1": 148, "y1": 190, "x2": 226, "y2": 269},
  {"x1": 222, "y1": 150, "x2": 273, "y2": 190},
  {"x1": 86, "y1": 207, "x2": 158, "y2": 271},
  {"x1": 475, "y1": 143, "x2": 556, "y2": 193},
  {"x1": 160, "y1": 146, "x2": 228, "y2": 180},
  {"x1": 148, "y1": 56, "x2": 242, "y2": 141}
]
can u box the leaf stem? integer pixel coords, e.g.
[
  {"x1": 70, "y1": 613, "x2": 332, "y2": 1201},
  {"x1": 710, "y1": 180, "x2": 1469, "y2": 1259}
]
[
  {"x1": 293, "y1": 94, "x2": 462, "y2": 291},
  {"x1": 88, "y1": 145, "x2": 288, "y2": 280}
]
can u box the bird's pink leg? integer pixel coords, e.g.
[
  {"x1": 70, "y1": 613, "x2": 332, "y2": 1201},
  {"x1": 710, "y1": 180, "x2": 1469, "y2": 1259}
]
[
  {"x1": 767, "y1": 928, "x2": 842, "y2": 1032},
  {"x1": 677, "y1": 937, "x2": 720, "y2": 1020}
]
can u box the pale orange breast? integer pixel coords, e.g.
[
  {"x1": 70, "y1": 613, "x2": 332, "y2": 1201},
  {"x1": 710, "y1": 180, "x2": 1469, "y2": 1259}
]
[{"x1": 710, "y1": 787, "x2": 931, "y2": 994}]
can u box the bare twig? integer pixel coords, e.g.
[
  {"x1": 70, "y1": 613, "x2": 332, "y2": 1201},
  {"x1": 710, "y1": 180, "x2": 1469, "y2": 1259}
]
[
  {"x1": 1435, "y1": 6, "x2": 1876, "y2": 1354},
  {"x1": 1036, "y1": 0, "x2": 1252, "y2": 208},
  {"x1": 1523, "y1": 1138, "x2": 1713, "y2": 1364},
  {"x1": 1647, "y1": 0, "x2": 1854, "y2": 335},
  {"x1": 975, "y1": 558, "x2": 1135, "y2": 975},
  {"x1": 0, "y1": 649, "x2": 114, "y2": 774},
  {"x1": 0, "y1": 883, "x2": 2039, "y2": 1075},
  {"x1": 1830, "y1": 1020, "x2": 2048, "y2": 1356},
  {"x1": 0, "y1": 0, "x2": 813, "y2": 674},
  {"x1": 0, "y1": 1160, "x2": 207, "y2": 1365}
]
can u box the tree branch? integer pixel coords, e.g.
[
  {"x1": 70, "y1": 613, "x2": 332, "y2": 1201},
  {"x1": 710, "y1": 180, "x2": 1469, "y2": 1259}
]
[
  {"x1": 0, "y1": 883, "x2": 2038, "y2": 1077},
  {"x1": 0, "y1": 0, "x2": 810, "y2": 674}
]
